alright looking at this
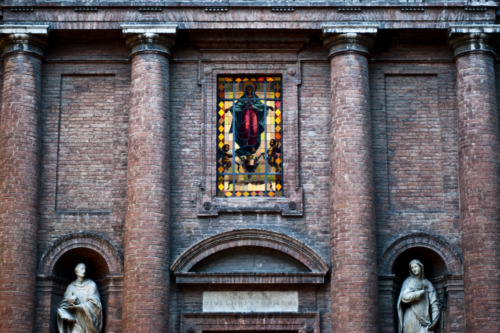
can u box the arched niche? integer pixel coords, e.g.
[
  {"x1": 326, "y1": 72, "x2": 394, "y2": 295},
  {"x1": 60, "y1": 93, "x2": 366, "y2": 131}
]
[
  {"x1": 171, "y1": 229, "x2": 329, "y2": 285},
  {"x1": 378, "y1": 232, "x2": 463, "y2": 333},
  {"x1": 36, "y1": 233, "x2": 123, "y2": 333}
]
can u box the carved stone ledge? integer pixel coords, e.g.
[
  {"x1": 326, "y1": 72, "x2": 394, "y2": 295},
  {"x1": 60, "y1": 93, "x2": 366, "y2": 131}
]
[
  {"x1": 337, "y1": 7, "x2": 362, "y2": 12},
  {"x1": 322, "y1": 25, "x2": 377, "y2": 58},
  {"x1": 138, "y1": 7, "x2": 163, "y2": 12},
  {"x1": 448, "y1": 26, "x2": 499, "y2": 58},
  {"x1": 181, "y1": 313, "x2": 320, "y2": 333},
  {"x1": 205, "y1": 7, "x2": 228, "y2": 12},
  {"x1": 271, "y1": 7, "x2": 295, "y2": 12},
  {"x1": 122, "y1": 24, "x2": 177, "y2": 56},
  {"x1": 10, "y1": 7, "x2": 34, "y2": 12},
  {"x1": 0, "y1": 26, "x2": 48, "y2": 57}
]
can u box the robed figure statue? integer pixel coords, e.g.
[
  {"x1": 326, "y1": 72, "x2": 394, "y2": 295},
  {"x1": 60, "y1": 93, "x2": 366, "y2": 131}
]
[
  {"x1": 397, "y1": 259, "x2": 440, "y2": 333},
  {"x1": 57, "y1": 263, "x2": 103, "y2": 333},
  {"x1": 228, "y1": 82, "x2": 272, "y2": 158}
]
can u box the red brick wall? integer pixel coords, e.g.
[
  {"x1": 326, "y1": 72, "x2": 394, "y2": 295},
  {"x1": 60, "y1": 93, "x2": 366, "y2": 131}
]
[
  {"x1": 371, "y1": 32, "x2": 463, "y2": 332},
  {"x1": 456, "y1": 51, "x2": 500, "y2": 333},
  {"x1": 18, "y1": 30, "x2": 476, "y2": 332},
  {"x1": 0, "y1": 50, "x2": 43, "y2": 333},
  {"x1": 38, "y1": 37, "x2": 130, "y2": 256}
]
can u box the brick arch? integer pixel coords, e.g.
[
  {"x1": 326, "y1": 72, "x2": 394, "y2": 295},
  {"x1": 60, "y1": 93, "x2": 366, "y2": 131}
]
[
  {"x1": 171, "y1": 229, "x2": 329, "y2": 274},
  {"x1": 38, "y1": 232, "x2": 123, "y2": 277},
  {"x1": 379, "y1": 232, "x2": 462, "y2": 276}
]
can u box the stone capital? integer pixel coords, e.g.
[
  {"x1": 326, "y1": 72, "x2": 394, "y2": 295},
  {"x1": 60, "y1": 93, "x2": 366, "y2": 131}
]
[
  {"x1": 0, "y1": 25, "x2": 49, "y2": 58},
  {"x1": 449, "y1": 25, "x2": 500, "y2": 58},
  {"x1": 322, "y1": 25, "x2": 378, "y2": 58},
  {"x1": 122, "y1": 24, "x2": 177, "y2": 57}
]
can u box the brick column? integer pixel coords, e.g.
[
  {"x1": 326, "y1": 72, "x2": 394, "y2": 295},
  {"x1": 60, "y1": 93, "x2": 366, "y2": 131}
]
[
  {"x1": 0, "y1": 29, "x2": 48, "y2": 333},
  {"x1": 323, "y1": 29, "x2": 379, "y2": 332},
  {"x1": 121, "y1": 25, "x2": 176, "y2": 333},
  {"x1": 450, "y1": 31, "x2": 500, "y2": 332}
]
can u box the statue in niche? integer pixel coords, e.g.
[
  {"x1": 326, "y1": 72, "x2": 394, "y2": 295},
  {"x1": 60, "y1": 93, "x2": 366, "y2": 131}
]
[
  {"x1": 57, "y1": 263, "x2": 103, "y2": 333},
  {"x1": 397, "y1": 259, "x2": 440, "y2": 333}
]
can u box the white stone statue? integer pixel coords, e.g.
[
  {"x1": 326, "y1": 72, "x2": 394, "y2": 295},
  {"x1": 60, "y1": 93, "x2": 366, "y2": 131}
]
[
  {"x1": 57, "y1": 263, "x2": 103, "y2": 333},
  {"x1": 397, "y1": 259, "x2": 440, "y2": 333}
]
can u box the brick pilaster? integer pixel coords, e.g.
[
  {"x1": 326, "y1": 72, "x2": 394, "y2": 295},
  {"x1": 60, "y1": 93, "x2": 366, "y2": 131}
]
[
  {"x1": 323, "y1": 29, "x2": 379, "y2": 332},
  {"x1": 121, "y1": 25, "x2": 176, "y2": 333},
  {"x1": 0, "y1": 31, "x2": 47, "y2": 333},
  {"x1": 450, "y1": 32, "x2": 500, "y2": 333}
]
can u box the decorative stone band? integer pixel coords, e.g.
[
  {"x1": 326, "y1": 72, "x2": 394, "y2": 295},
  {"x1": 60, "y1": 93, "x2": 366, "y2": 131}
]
[
  {"x1": 0, "y1": 25, "x2": 49, "y2": 58},
  {"x1": 322, "y1": 25, "x2": 378, "y2": 58},
  {"x1": 449, "y1": 25, "x2": 500, "y2": 58},
  {"x1": 122, "y1": 24, "x2": 177, "y2": 57}
]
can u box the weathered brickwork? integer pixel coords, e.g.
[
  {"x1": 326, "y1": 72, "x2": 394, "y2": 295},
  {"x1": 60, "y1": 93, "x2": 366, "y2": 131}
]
[
  {"x1": 38, "y1": 40, "x2": 130, "y2": 256},
  {"x1": 1, "y1": 2, "x2": 500, "y2": 333},
  {"x1": 455, "y1": 50, "x2": 500, "y2": 333},
  {"x1": 0, "y1": 39, "x2": 44, "y2": 332},
  {"x1": 122, "y1": 45, "x2": 172, "y2": 332},
  {"x1": 327, "y1": 46, "x2": 379, "y2": 332}
]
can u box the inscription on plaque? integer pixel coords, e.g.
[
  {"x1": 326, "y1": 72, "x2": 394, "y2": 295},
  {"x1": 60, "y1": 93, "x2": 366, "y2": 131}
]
[{"x1": 202, "y1": 291, "x2": 298, "y2": 313}]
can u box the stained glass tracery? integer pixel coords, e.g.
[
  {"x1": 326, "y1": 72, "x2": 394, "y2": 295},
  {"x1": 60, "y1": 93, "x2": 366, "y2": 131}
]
[{"x1": 217, "y1": 75, "x2": 283, "y2": 197}]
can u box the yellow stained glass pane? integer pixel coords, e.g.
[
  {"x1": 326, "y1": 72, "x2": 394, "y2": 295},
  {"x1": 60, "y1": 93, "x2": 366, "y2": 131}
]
[
  {"x1": 225, "y1": 191, "x2": 232, "y2": 197},
  {"x1": 275, "y1": 77, "x2": 281, "y2": 81},
  {"x1": 275, "y1": 92, "x2": 281, "y2": 98},
  {"x1": 268, "y1": 191, "x2": 275, "y2": 197},
  {"x1": 244, "y1": 191, "x2": 249, "y2": 196},
  {"x1": 219, "y1": 109, "x2": 224, "y2": 116},
  {"x1": 225, "y1": 77, "x2": 233, "y2": 82},
  {"x1": 266, "y1": 77, "x2": 274, "y2": 82},
  {"x1": 251, "y1": 191, "x2": 257, "y2": 196},
  {"x1": 276, "y1": 117, "x2": 281, "y2": 124},
  {"x1": 235, "y1": 78, "x2": 242, "y2": 82},
  {"x1": 276, "y1": 157, "x2": 282, "y2": 165},
  {"x1": 219, "y1": 125, "x2": 224, "y2": 132},
  {"x1": 275, "y1": 109, "x2": 281, "y2": 116},
  {"x1": 218, "y1": 134, "x2": 224, "y2": 140},
  {"x1": 219, "y1": 101, "x2": 225, "y2": 108},
  {"x1": 277, "y1": 184, "x2": 282, "y2": 190},
  {"x1": 218, "y1": 142, "x2": 224, "y2": 148},
  {"x1": 218, "y1": 183, "x2": 224, "y2": 191},
  {"x1": 218, "y1": 166, "x2": 224, "y2": 173},
  {"x1": 276, "y1": 125, "x2": 281, "y2": 132}
]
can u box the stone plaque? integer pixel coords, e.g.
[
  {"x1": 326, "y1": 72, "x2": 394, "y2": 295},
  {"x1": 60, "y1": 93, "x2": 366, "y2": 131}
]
[{"x1": 202, "y1": 291, "x2": 298, "y2": 313}]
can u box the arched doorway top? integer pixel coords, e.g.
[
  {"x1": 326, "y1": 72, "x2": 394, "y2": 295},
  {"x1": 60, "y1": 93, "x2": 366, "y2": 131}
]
[
  {"x1": 171, "y1": 229, "x2": 329, "y2": 285},
  {"x1": 379, "y1": 232, "x2": 462, "y2": 276},
  {"x1": 38, "y1": 232, "x2": 123, "y2": 277}
]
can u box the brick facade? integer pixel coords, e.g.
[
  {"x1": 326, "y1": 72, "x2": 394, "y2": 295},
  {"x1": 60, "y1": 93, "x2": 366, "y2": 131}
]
[{"x1": 0, "y1": 1, "x2": 500, "y2": 333}]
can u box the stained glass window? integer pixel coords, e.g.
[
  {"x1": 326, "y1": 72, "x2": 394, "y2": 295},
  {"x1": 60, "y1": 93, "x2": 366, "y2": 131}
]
[{"x1": 217, "y1": 75, "x2": 283, "y2": 198}]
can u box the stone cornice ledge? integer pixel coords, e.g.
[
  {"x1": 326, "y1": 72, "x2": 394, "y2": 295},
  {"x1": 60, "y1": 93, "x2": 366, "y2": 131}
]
[
  {"x1": 121, "y1": 24, "x2": 178, "y2": 35},
  {"x1": 0, "y1": 24, "x2": 50, "y2": 35},
  {"x1": 322, "y1": 24, "x2": 379, "y2": 35},
  {"x1": 449, "y1": 24, "x2": 500, "y2": 36},
  {"x1": 449, "y1": 24, "x2": 500, "y2": 58}
]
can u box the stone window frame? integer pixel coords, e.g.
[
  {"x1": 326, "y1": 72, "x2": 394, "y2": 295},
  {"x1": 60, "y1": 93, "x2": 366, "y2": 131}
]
[{"x1": 197, "y1": 62, "x2": 303, "y2": 216}]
